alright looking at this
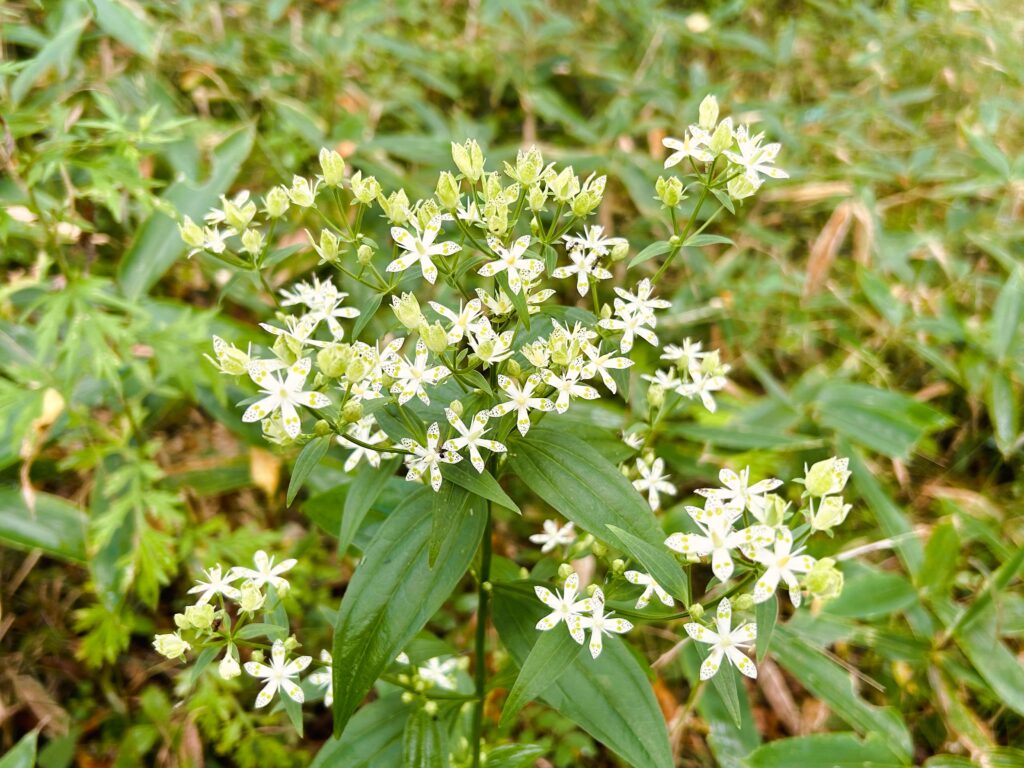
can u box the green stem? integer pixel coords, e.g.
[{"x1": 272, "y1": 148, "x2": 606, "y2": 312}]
[{"x1": 470, "y1": 483, "x2": 495, "y2": 767}]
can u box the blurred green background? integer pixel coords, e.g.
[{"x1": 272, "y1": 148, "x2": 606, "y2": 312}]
[{"x1": 1, "y1": 1, "x2": 1022, "y2": 766}]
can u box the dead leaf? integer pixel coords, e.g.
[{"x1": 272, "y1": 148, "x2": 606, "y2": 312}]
[
  {"x1": 804, "y1": 200, "x2": 854, "y2": 298},
  {"x1": 249, "y1": 448, "x2": 281, "y2": 498}
]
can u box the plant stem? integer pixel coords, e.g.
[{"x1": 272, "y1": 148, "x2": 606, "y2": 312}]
[{"x1": 470, "y1": 499, "x2": 494, "y2": 768}]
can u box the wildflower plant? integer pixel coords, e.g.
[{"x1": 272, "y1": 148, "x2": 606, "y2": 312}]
[{"x1": 159, "y1": 98, "x2": 856, "y2": 766}]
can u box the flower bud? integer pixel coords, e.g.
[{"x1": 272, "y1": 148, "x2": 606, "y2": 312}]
[
  {"x1": 698, "y1": 95, "x2": 720, "y2": 131},
  {"x1": 591, "y1": 540, "x2": 607, "y2": 557},
  {"x1": 219, "y1": 652, "x2": 241, "y2": 679},
  {"x1": 153, "y1": 633, "x2": 191, "y2": 660},
  {"x1": 379, "y1": 189, "x2": 411, "y2": 225},
  {"x1": 356, "y1": 243, "x2": 374, "y2": 266},
  {"x1": 611, "y1": 558, "x2": 625, "y2": 575},
  {"x1": 647, "y1": 384, "x2": 665, "y2": 409},
  {"x1": 346, "y1": 355, "x2": 371, "y2": 382},
  {"x1": 451, "y1": 139, "x2": 485, "y2": 182},
  {"x1": 586, "y1": 584, "x2": 598, "y2": 597},
  {"x1": 528, "y1": 185, "x2": 548, "y2": 212},
  {"x1": 734, "y1": 594, "x2": 754, "y2": 611},
  {"x1": 392, "y1": 293, "x2": 425, "y2": 330},
  {"x1": 178, "y1": 216, "x2": 205, "y2": 248},
  {"x1": 342, "y1": 400, "x2": 364, "y2": 424},
  {"x1": 801, "y1": 457, "x2": 851, "y2": 497},
  {"x1": 759, "y1": 493, "x2": 789, "y2": 527},
  {"x1": 449, "y1": 400, "x2": 464, "y2": 418},
  {"x1": 806, "y1": 558, "x2": 844, "y2": 600},
  {"x1": 240, "y1": 228, "x2": 265, "y2": 256},
  {"x1": 314, "y1": 419, "x2": 333, "y2": 436},
  {"x1": 208, "y1": 336, "x2": 250, "y2": 376},
  {"x1": 558, "y1": 563, "x2": 574, "y2": 581},
  {"x1": 317, "y1": 344, "x2": 353, "y2": 379},
  {"x1": 546, "y1": 167, "x2": 579, "y2": 202},
  {"x1": 709, "y1": 117, "x2": 734, "y2": 155},
  {"x1": 688, "y1": 603, "x2": 705, "y2": 620},
  {"x1": 809, "y1": 495, "x2": 851, "y2": 533},
  {"x1": 263, "y1": 186, "x2": 290, "y2": 218},
  {"x1": 238, "y1": 582, "x2": 265, "y2": 613},
  {"x1": 483, "y1": 200, "x2": 509, "y2": 236},
  {"x1": 505, "y1": 359, "x2": 522, "y2": 378},
  {"x1": 570, "y1": 190, "x2": 599, "y2": 218},
  {"x1": 223, "y1": 194, "x2": 257, "y2": 232},
  {"x1": 312, "y1": 229, "x2": 340, "y2": 263},
  {"x1": 610, "y1": 239, "x2": 629, "y2": 262},
  {"x1": 401, "y1": 691, "x2": 415, "y2": 704},
  {"x1": 436, "y1": 171, "x2": 461, "y2": 209},
  {"x1": 319, "y1": 147, "x2": 346, "y2": 187},
  {"x1": 183, "y1": 603, "x2": 216, "y2": 630},
  {"x1": 424, "y1": 700, "x2": 439, "y2": 716},
  {"x1": 287, "y1": 175, "x2": 318, "y2": 208},
  {"x1": 726, "y1": 174, "x2": 759, "y2": 201},
  {"x1": 521, "y1": 341, "x2": 550, "y2": 368},
  {"x1": 350, "y1": 171, "x2": 382, "y2": 204},
  {"x1": 655, "y1": 176, "x2": 684, "y2": 207}
]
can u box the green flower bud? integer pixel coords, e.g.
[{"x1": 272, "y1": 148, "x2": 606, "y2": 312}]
[
  {"x1": 392, "y1": 292, "x2": 425, "y2": 330},
  {"x1": 648, "y1": 384, "x2": 665, "y2": 409},
  {"x1": 287, "y1": 175, "x2": 318, "y2": 208},
  {"x1": 338, "y1": 401, "x2": 361, "y2": 424},
  {"x1": 379, "y1": 189, "x2": 411, "y2": 225},
  {"x1": 734, "y1": 594, "x2": 754, "y2": 611},
  {"x1": 183, "y1": 603, "x2": 216, "y2": 630},
  {"x1": 350, "y1": 171, "x2": 382, "y2": 204},
  {"x1": 240, "y1": 228, "x2": 265, "y2": 256},
  {"x1": 698, "y1": 94, "x2": 720, "y2": 131},
  {"x1": 449, "y1": 400, "x2": 464, "y2": 418},
  {"x1": 451, "y1": 139, "x2": 485, "y2": 182},
  {"x1": 504, "y1": 145, "x2": 545, "y2": 185},
  {"x1": 222, "y1": 194, "x2": 257, "y2": 232},
  {"x1": 483, "y1": 200, "x2": 509, "y2": 236},
  {"x1": 208, "y1": 336, "x2": 250, "y2": 376},
  {"x1": 809, "y1": 495, "x2": 851, "y2": 533},
  {"x1": 727, "y1": 174, "x2": 759, "y2": 201},
  {"x1": 436, "y1": 171, "x2": 461, "y2": 210},
  {"x1": 800, "y1": 457, "x2": 851, "y2": 498},
  {"x1": 528, "y1": 185, "x2": 548, "y2": 212},
  {"x1": 482, "y1": 172, "x2": 502, "y2": 202},
  {"x1": 416, "y1": 200, "x2": 441, "y2": 230},
  {"x1": 709, "y1": 117, "x2": 734, "y2": 155},
  {"x1": 312, "y1": 228, "x2": 340, "y2": 263},
  {"x1": 586, "y1": 583, "x2": 598, "y2": 597},
  {"x1": 238, "y1": 582, "x2": 265, "y2": 613},
  {"x1": 219, "y1": 651, "x2": 241, "y2": 679},
  {"x1": 611, "y1": 558, "x2": 625, "y2": 575},
  {"x1": 312, "y1": 419, "x2": 331, "y2": 437},
  {"x1": 557, "y1": 563, "x2": 574, "y2": 581},
  {"x1": 317, "y1": 344, "x2": 353, "y2": 379},
  {"x1": 401, "y1": 691, "x2": 415, "y2": 704},
  {"x1": 263, "y1": 186, "x2": 290, "y2": 218},
  {"x1": 688, "y1": 603, "x2": 705, "y2": 620},
  {"x1": 570, "y1": 190, "x2": 599, "y2": 218},
  {"x1": 357, "y1": 243, "x2": 374, "y2": 266},
  {"x1": 806, "y1": 558, "x2": 844, "y2": 601},
  {"x1": 655, "y1": 175, "x2": 684, "y2": 207},
  {"x1": 283, "y1": 636, "x2": 299, "y2": 651},
  {"x1": 591, "y1": 540, "x2": 607, "y2": 557},
  {"x1": 319, "y1": 147, "x2": 346, "y2": 187},
  {"x1": 610, "y1": 239, "x2": 629, "y2": 262},
  {"x1": 545, "y1": 166, "x2": 580, "y2": 202},
  {"x1": 423, "y1": 700, "x2": 439, "y2": 716},
  {"x1": 178, "y1": 216, "x2": 205, "y2": 248},
  {"x1": 346, "y1": 355, "x2": 371, "y2": 382},
  {"x1": 505, "y1": 359, "x2": 522, "y2": 378},
  {"x1": 760, "y1": 493, "x2": 789, "y2": 528},
  {"x1": 153, "y1": 633, "x2": 191, "y2": 660}
]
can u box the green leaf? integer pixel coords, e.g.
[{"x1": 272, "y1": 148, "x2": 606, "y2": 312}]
[
  {"x1": 683, "y1": 233, "x2": 734, "y2": 247},
  {"x1": 118, "y1": 126, "x2": 255, "y2": 299},
  {"x1": 311, "y1": 694, "x2": 408, "y2": 768},
  {"x1": 11, "y1": 15, "x2": 88, "y2": 106},
  {"x1": 606, "y1": 525, "x2": 688, "y2": 604},
  {"x1": 917, "y1": 522, "x2": 960, "y2": 600},
  {"x1": 700, "y1": 644, "x2": 743, "y2": 728},
  {"x1": 755, "y1": 593, "x2": 777, "y2": 663},
  {"x1": 483, "y1": 744, "x2": 546, "y2": 768},
  {"x1": 493, "y1": 586, "x2": 673, "y2": 768},
  {"x1": 429, "y1": 481, "x2": 475, "y2": 567},
  {"x1": 287, "y1": 435, "x2": 332, "y2": 505},
  {"x1": 627, "y1": 240, "x2": 671, "y2": 269},
  {"x1": 235, "y1": 622, "x2": 288, "y2": 641},
  {"x1": 771, "y1": 626, "x2": 913, "y2": 758},
  {"x1": 332, "y1": 487, "x2": 485, "y2": 737},
  {"x1": 340, "y1": 457, "x2": 402, "y2": 555},
  {"x1": 745, "y1": 733, "x2": 908, "y2": 767},
  {"x1": 507, "y1": 428, "x2": 673, "y2": 588},
  {"x1": 0, "y1": 731, "x2": 37, "y2": 768},
  {"x1": 825, "y1": 567, "x2": 917, "y2": 620},
  {"x1": 401, "y1": 709, "x2": 449, "y2": 768},
  {"x1": 986, "y1": 371, "x2": 1019, "y2": 458},
  {"x1": 500, "y1": 620, "x2": 585, "y2": 728},
  {"x1": 0, "y1": 487, "x2": 87, "y2": 562},
  {"x1": 666, "y1": 422, "x2": 820, "y2": 451},
  {"x1": 92, "y1": 0, "x2": 156, "y2": 59},
  {"x1": 352, "y1": 293, "x2": 384, "y2": 338},
  {"x1": 989, "y1": 268, "x2": 1023, "y2": 360},
  {"x1": 441, "y1": 461, "x2": 520, "y2": 515},
  {"x1": 282, "y1": 690, "x2": 304, "y2": 736}
]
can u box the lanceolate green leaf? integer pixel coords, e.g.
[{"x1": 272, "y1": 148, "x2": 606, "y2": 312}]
[
  {"x1": 755, "y1": 593, "x2": 778, "y2": 663},
  {"x1": 507, "y1": 428, "x2": 679, "y2": 596},
  {"x1": 287, "y1": 434, "x2": 332, "y2": 505},
  {"x1": 500, "y1": 618, "x2": 585, "y2": 728},
  {"x1": 606, "y1": 525, "x2": 689, "y2": 604},
  {"x1": 331, "y1": 487, "x2": 485, "y2": 737},
  {"x1": 429, "y1": 481, "x2": 475, "y2": 567},
  {"x1": 441, "y1": 460, "x2": 520, "y2": 515},
  {"x1": 402, "y1": 709, "x2": 450, "y2": 768},
  {"x1": 340, "y1": 456, "x2": 402, "y2": 555},
  {"x1": 492, "y1": 586, "x2": 673, "y2": 768},
  {"x1": 311, "y1": 694, "x2": 409, "y2": 768},
  {"x1": 745, "y1": 733, "x2": 908, "y2": 768},
  {"x1": 0, "y1": 731, "x2": 37, "y2": 768},
  {"x1": 0, "y1": 487, "x2": 87, "y2": 563}
]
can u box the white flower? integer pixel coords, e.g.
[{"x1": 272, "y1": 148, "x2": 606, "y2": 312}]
[
  {"x1": 308, "y1": 650, "x2": 334, "y2": 707},
  {"x1": 401, "y1": 422, "x2": 462, "y2": 492},
  {"x1": 384, "y1": 339, "x2": 451, "y2": 406},
  {"x1": 751, "y1": 527, "x2": 816, "y2": 607},
  {"x1": 551, "y1": 248, "x2": 612, "y2": 296},
  {"x1": 684, "y1": 597, "x2": 757, "y2": 680},
  {"x1": 665, "y1": 501, "x2": 773, "y2": 583},
  {"x1": 624, "y1": 571, "x2": 674, "y2": 610},
  {"x1": 218, "y1": 651, "x2": 241, "y2": 680},
  {"x1": 242, "y1": 358, "x2": 331, "y2": 438},
  {"x1": 387, "y1": 216, "x2": 462, "y2": 285},
  {"x1": 662, "y1": 132, "x2": 713, "y2": 168},
  {"x1": 418, "y1": 657, "x2": 459, "y2": 690},
  {"x1": 429, "y1": 298, "x2": 482, "y2": 343},
  {"x1": 622, "y1": 430, "x2": 645, "y2": 451},
  {"x1": 642, "y1": 368, "x2": 682, "y2": 392},
  {"x1": 260, "y1": 314, "x2": 329, "y2": 349},
  {"x1": 632, "y1": 456, "x2": 676, "y2": 511},
  {"x1": 679, "y1": 365, "x2": 728, "y2": 413},
  {"x1": 187, "y1": 564, "x2": 241, "y2": 605},
  {"x1": 231, "y1": 550, "x2": 297, "y2": 593},
  {"x1": 613, "y1": 279, "x2": 671, "y2": 326},
  {"x1": 534, "y1": 571, "x2": 593, "y2": 643},
  {"x1": 529, "y1": 519, "x2": 576, "y2": 553},
  {"x1": 338, "y1": 416, "x2": 393, "y2": 471},
  {"x1": 724, "y1": 125, "x2": 788, "y2": 184},
  {"x1": 580, "y1": 342, "x2": 633, "y2": 394},
  {"x1": 244, "y1": 639, "x2": 312, "y2": 708},
  {"x1": 542, "y1": 361, "x2": 599, "y2": 413},
  {"x1": 279, "y1": 276, "x2": 359, "y2": 340},
  {"x1": 578, "y1": 588, "x2": 633, "y2": 659},
  {"x1": 661, "y1": 338, "x2": 705, "y2": 367},
  {"x1": 697, "y1": 467, "x2": 782, "y2": 520},
  {"x1": 598, "y1": 306, "x2": 659, "y2": 354},
  {"x1": 442, "y1": 408, "x2": 506, "y2": 473},
  {"x1": 477, "y1": 235, "x2": 542, "y2": 294},
  {"x1": 489, "y1": 373, "x2": 555, "y2": 436},
  {"x1": 467, "y1": 317, "x2": 515, "y2": 367},
  {"x1": 562, "y1": 225, "x2": 621, "y2": 258}
]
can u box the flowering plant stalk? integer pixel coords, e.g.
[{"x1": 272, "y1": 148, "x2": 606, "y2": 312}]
[{"x1": 160, "y1": 97, "x2": 853, "y2": 766}]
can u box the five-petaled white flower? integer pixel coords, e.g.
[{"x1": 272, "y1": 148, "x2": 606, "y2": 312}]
[
  {"x1": 624, "y1": 571, "x2": 674, "y2": 610},
  {"x1": 279, "y1": 276, "x2": 360, "y2": 340},
  {"x1": 418, "y1": 657, "x2": 459, "y2": 690},
  {"x1": 429, "y1": 298, "x2": 482, "y2": 343},
  {"x1": 308, "y1": 650, "x2": 334, "y2": 707},
  {"x1": 680, "y1": 364, "x2": 728, "y2": 413},
  {"x1": 665, "y1": 501, "x2": 773, "y2": 583},
  {"x1": 697, "y1": 467, "x2": 782, "y2": 520},
  {"x1": 598, "y1": 305, "x2": 659, "y2": 354},
  {"x1": 661, "y1": 338, "x2": 705, "y2": 368},
  {"x1": 187, "y1": 564, "x2": 241, "y2": 605},
  {"x1": 244, "y1": 639, "x2": 312, "y2": 708},
  {"x1": 578, "y1": 588, "x2": 633, "y2": 659},
  {"x1": 580, "y1": 342, "x2": 634, "y2": 394},
  {"x1": 231, "y1": 550, "x2": 298, "y2": 593},
  {"x1": 751, "y1": 527, "x2": 816, "y2": 606},
  {"x1": 529, "y1": 519, "x2": 576, "y2": 553},
  {"x1": 562, "y1": 225, "x2": 621, "y2": 258},
  {"x1": 613, "y1": 279, "x2": 671, "y2": 326},
  {"x1": 442, "y1": 408, "x2": 506, "y2": 473},
  {"x1": 384, "y1": 339, "x2": 451, "y2": 405},
  {"x1": 477, "y1": 235, "x2": 542, "y2": 294},
  {"x1": 632, "y1": 456, "x2": 676, "y2": 511},
  {"x1": 242, "y1": 357, "x2": 331, "y2": 438},
  {"x1": 534, "y1": 571, "x2": 593, "y2": 643},
  {"x1": 542, "y1": 361, "x2": 599, "y2": 413},
  {"x1": 490, "y1": 373, "x2": 555, "y2": 436},
  {"x1": 387, "y1": 216, "x2": 462, "y2": 285},
  {"x1": 663, "y1": 132, "x2": 714, "y2": 168},
  {"x1": 684, "y1": 597, "x2": 757, "y2": 680},
  {"x1": 467, "y1": 317, "x2": 515, "y2": 367},
  {"x1": 401, "y1": 422, "x2": 462, "y2": 492},
  {"x1": 338, "y1": 416, "x2": 393, "y2": 471},
  {"x1": 724, "y1": 126, "x2": 788, "y2": 184},
  {"x1": 552, "y1": 248, "x2": 612, "y2": 296}
]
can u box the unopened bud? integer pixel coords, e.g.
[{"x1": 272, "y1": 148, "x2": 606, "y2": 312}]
[
  {"x1": 734, "y1": 594, "x2": 754, "y2": 611},
  {"x1": 505, "y1": 359, "x2": 522, "y2": 378},
  {"x1": 392, "y1": 293, "x2": 424, "y2": 330},
  {"x1": 558, "y1": 563, "x2": 574, "y2": 581},
  {"x1": 809, "y1": 495, "x2": 851, "y2": 533},
  {"x1": 319, "y1": 148, "x2": 346, "y2": 187},
  {"x1": 688, "y1": 603, "x2": 705, "y2": 620},
  {"x1": 241, "y1": 228, "x2": 265, "y2": 256},
  {"x1": 314, "y1": 419, "x2": 333, "y2": 436},
  {"x1": 698, "y1": 95, "x2": 719, "y2": 131},
  {"x1": 178, "y1": 216, "x2": 205, "y2": 248},
  {"x1": 153, "y1": 633, "x2": 191, "y2": 661},
  {"x1": 801, "y1": 457, "x2": 851, "y2": 497},
  {"x1": 287, "y1": 175, "x2": 318, "y2": 208},
  {"x1": 648, "y1": 384, "x2": 665, "y2": 409},
  {"x1": 451, "y1": 139, "x2": 485, "y2": 182},
  {"x1": 436, "y1": 171, "x2": 461, "y2": 209},
  {"x1": 709, "y1": 117, "x2": 734, "y2": 155},
  {"x1": 357, "y1": 244, "x2": 374, "y2": 266},
  {"x1": 655, "y1": 176, "x2": 684, "y2": 207},
  {"x1": 264, "y1": 186, "x2": 290, "y2": 218},
  {"x1": 350, "y1": 171, "x2": 381, "y2": 204},
  {"x1": 420, "y1": 321, "x2": 449, "y2": 354},
  {"x1": 449, "y1": 400, "x2": 464, "y2": 418},
  {"x1": 806, "y1": 558, "x2": 844, "y2": 600},
  {"x1": 610, "y1": 240, "x2": 629, "y2": 262},
  {"x1": 219, "y1": 652, "x2": 241, "y2": 679},
  {"x1": 342, "y1": 400, "x2": 364, "y2": 424}
]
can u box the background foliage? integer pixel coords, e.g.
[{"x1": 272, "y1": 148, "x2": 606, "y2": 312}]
[{"x1": 1, "y1": 0, "x2": 1022, "y2": 766}]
